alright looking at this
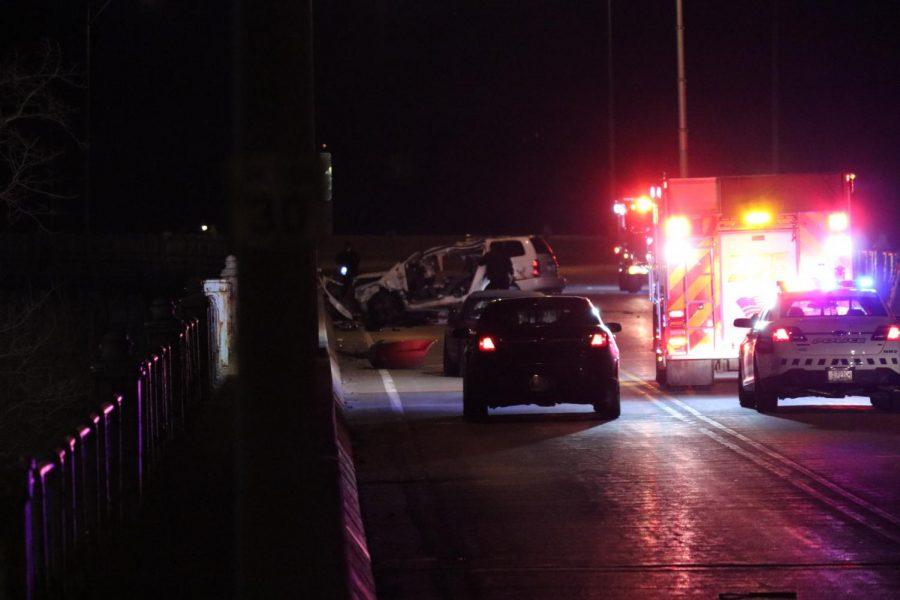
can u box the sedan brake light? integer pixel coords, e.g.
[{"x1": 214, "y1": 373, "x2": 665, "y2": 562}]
[
  {"x1": 478, "y1": 336, "x2": 496, "y2": 351},
  {"x1": 590, "y1": 333, "x2": 608, "y2": 348}
]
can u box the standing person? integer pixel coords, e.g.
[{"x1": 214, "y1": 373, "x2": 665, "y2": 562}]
[{"x1": 479, "y1": 244, "x2": 514, "y2": 290}]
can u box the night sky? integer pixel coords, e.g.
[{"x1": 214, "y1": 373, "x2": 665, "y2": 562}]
[{"x1": 3, "y1": 2, "x2": 899, "y2": 244}]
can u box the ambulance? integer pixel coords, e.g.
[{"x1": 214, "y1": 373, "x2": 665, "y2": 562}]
[{"x1": 649, "y1": 173, "x2": 856, "y2": 387}]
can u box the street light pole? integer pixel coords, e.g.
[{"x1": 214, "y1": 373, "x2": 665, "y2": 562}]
[{"x1": 675, "y1": 0, "x2": 689, "y2": 177}]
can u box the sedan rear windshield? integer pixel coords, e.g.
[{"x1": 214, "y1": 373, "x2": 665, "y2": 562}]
[
  {"x1": 780, "y1": 295, "x2": 887, "y2": 318},
  {"x1": 481, "y1": 298, "x2": 599, "y2": 328}
]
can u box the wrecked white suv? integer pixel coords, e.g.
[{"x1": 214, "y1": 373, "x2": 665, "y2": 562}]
[{"x1": 350, "y1": 236, "x2": 565, "y2": 329}]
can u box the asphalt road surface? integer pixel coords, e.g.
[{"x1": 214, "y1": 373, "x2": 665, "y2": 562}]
[{"x1": 335, "y1": 269, "x2": 900, "y2": 599}]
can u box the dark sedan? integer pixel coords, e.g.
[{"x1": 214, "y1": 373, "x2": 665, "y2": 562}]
[
  {"x1": 443, "y1": 290, "x2": 544, "y2": 376},
  {"x1": 456, "y1": 296, "x2": 621, "y2": 421}
]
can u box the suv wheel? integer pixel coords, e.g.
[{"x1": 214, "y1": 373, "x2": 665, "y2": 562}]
[{"x1": 462, "y1": 376, "x2": 487, "y2": 421}]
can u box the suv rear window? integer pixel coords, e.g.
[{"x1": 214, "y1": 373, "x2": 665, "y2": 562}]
[
  {"x1": 489, "y1": 240, "x2": 525, "y2": 257},
  {"x1": 529, "y1": 236, "x2": 553, "y2": 255},
  {"x1": 481, "y1": 298, "x2": 598, "y2": 328},
  {"x1": 781, "y1": 295, "x2": 887, "y2": 317}
]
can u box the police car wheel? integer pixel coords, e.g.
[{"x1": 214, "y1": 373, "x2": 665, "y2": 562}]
[
  {"x1": 869, "y1": 393, "x2": 897, "y2": 411},
  {"x1": 753, "y1": 359, "x2": 778, "y2": 413},
  {"x1": 737, "y1": 363, "x2": 755, "y2": 408}
]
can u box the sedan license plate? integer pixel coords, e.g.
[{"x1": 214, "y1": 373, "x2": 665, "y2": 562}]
[{"x1": 827, "y1": 368, "x2": 853, "y2": 383}]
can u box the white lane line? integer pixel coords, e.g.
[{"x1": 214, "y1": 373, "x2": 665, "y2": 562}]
[
  {"x1": 625, "y1": 369, "x2": 900, "y2": 544},
  {"x1": 362, "y1": 331, "x2": 405, "y2": 416}
]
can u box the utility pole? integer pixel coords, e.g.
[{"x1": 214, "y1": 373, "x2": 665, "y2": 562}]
[
  {"x1": 232, "y1": 1, "x2": 333, "y2": 596},
  {"x1": 607, "y1": 0, "x2": 616, "y2": 204},
  {"x1": 675, "y1": 0, "x2": 689, "y2": 177}
]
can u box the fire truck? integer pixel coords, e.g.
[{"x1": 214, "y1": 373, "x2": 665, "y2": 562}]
[
  {"x1": 650, "y1": 172, "x2": 856, "y2": 387},
  {"x1": 612, "y1": 192, "x2": 658, "y2": 293}
]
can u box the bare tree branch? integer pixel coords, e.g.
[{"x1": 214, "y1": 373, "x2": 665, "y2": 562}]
[{"x1": 0, "y1": 40, "x2": 81, "y2": 229}]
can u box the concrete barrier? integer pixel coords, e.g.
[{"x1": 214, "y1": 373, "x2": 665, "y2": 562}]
[{"x1": 317, "y1": 293, "x2": 377, "y2": 599}]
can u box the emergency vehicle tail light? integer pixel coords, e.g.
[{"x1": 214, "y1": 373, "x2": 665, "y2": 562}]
[
  {"x1": 667, "y1": 336, "x2": 687, "y2": 353},
  {"x1": 772, "y1": 328, "x2": 791, "y2": 342},
  {"x1": 589, "y1": 333, "x2": 608, "y2": 348},
  {"x1": 872, "y1": 325, "x2": 900, "y2": 341},
  {"x1": 772, "y1": 327, "x2": 806, "y2": 343},
  {"x1": 532, "y1": 259, "x2": 540, "y2": 277},
  {"x1": 632, "y1": 196, "x2": 654, "y2": 213},
  {"x1": 743, "y1": 210, "x2": 773, "y2": 227},
  {"x1": 478, "y1": 336, "x2": 496, "y2": 351},
  {"x1": 613, "y1": 203, "x2": 627, "y2": 216},
  {"x1": 668, "y1": 309, "x2": 685, "y2": 319},
  {"x1": 665, "y1": 216, "x2": 691, "y2": 239},
  {"x1": 828, "y1": 212, "x2": 849, "y2": 232}
]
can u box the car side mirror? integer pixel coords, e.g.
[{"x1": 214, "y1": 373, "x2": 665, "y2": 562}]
[
  {"x1": 605, "y1": 322, "x2": 622, "y2": 333},
  {"x1": 733, "y1": 318, "x2": 753, "y2": 328},
  {"x1": 452, "y1": 327, "x2": 474, "y2": 339}
]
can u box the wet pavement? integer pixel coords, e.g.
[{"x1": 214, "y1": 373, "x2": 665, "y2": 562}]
[{"x1": 336, "y1": 270, "x2": 900, "y2": 599}]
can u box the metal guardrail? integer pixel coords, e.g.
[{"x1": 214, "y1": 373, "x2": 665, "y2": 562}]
[{"x1": 6, "y1": 309, "x2": 209, "y2": 599}]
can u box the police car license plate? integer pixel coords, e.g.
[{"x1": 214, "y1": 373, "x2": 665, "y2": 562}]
[{"x1": 828, "y1": 368, "x2": 853, "y2": 383}]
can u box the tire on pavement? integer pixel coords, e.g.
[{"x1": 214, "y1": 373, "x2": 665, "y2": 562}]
[
  {"x1": 655, "y1": 363, "x2": 667, "y2": 388},
  {"x1": 442, "y1": 338, "x2": 459, "y2": 376},
  {"x1": 462, "y1": 377, "x2": 487, "y2": 421},
  {"x1": 364, "y1": 289, "x2": 404, "y2": 331},
  {"x1": 593, "y1": 381, "x2": 621, "y2": 419},
  {"x1": 737, "y1": 363, "x2": 756, "y2": 408},
  {"x1": 753, "y1": 358, "x2": 778, "y2": 413},
  {"x1": 869, "y1": 393, "x2": 897, "y2": 411}
]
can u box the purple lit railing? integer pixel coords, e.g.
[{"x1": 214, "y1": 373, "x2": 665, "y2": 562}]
[{"x1": 14, "y1": 315, "x2": 208, "y2": 599}]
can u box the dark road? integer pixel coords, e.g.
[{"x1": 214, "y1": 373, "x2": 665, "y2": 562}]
[{"x1": 336, "y1": 273, "x2": 900, "y2": 599}]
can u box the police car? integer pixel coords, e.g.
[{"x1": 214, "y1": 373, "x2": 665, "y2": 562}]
[{"x1": 735, "y1": 287, "x2": 900, "y2": 412}]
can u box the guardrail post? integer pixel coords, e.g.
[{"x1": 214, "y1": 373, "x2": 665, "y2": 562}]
[
  {"x1": 90, "y1": 332, "x2": 141, "y2": 511},
  {"x1": 145, "y1": 298, "x2": 181, "y2": 442},
  {"x1": 178, "y1": 283, "x2": 212, "y2": 406}
]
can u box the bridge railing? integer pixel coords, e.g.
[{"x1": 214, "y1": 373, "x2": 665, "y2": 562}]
[{"x1": 3, "y1": 298, "x2": 210, "y2": 599}]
